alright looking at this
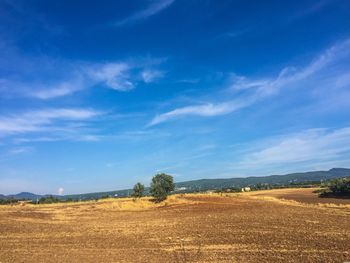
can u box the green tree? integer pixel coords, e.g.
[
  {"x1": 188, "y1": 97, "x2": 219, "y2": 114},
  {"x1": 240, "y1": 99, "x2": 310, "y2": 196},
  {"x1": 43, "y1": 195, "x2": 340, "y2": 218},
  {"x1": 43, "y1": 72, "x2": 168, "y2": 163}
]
[
  {"x1": 319, "y1": 177, "x2": 350, "y2": 197},
  {"x1": 132, "y1": 182, "x2": 145, "y2": 198},
  {"x1": 150, "y1": 173, "x2": 175, "y2": 202},
  {"x1": 328, "y1": 177, "x2": 350, "y2": 195}
]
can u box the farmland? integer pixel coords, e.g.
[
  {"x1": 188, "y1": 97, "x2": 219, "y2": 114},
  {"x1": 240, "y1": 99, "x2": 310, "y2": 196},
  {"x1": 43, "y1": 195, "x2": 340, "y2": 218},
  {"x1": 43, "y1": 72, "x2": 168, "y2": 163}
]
[{"x1": 0, "y1": 189, "x2": 349, "y2": 262}]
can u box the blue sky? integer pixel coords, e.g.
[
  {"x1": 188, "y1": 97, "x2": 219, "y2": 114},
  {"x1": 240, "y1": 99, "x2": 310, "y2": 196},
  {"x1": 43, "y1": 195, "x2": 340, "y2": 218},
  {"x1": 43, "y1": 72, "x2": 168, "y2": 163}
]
[{"x1": 1, "y1": 0, "x2": 350, "y2": 195}]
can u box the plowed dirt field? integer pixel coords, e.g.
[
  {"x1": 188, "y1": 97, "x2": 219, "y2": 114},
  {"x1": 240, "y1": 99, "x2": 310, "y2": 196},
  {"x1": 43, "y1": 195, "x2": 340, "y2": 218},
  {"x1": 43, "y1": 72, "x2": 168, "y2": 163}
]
[{"x1": 0, "y1": 189, "x2": 349, "y2": 262}]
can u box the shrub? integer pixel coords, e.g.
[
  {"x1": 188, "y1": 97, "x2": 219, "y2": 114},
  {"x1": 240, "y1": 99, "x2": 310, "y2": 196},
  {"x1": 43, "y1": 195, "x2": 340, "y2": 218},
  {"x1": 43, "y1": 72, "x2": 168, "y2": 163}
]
[
  {"x1": 328, "y1": 177, "x2": 350, "y2": 194},
  {"x1": 132, "y1": 182, "x2": 145, "y2": 199},
  {"x1": 37, "y1": 195, "x2": 61, "y2": 204},
  {"x1": 319, "y1": 177, "x2": 350, "y2": 197},
  {"x1": 0, "y1": 198, "x2": 19, "y2": 205}
]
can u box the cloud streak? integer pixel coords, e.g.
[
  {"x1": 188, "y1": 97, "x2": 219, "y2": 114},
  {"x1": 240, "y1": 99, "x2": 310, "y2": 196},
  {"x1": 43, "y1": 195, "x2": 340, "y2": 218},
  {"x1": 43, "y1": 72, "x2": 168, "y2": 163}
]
[
  {"x1": 141, "y1": 69, "x2": 164, "y2": 83},
  {"x1": 0, "y1": 108, "x2": 100, "y2": 135},
  {"x1": 114, "y1": 0, "x2": 175, "y2": 26},
  {"x1": 88, "y1": 62, "x2": 134, "y2": 91},
  {"x1": 149, "y1": 38, "x2": 350, "y2": 126},
  {"x1": 0, "y1": 40, "x2": 167, "y2": 100},
  {"x1": 30, "y1": 79, "x2": 85, "y2": 99},
  {"x1": 9, "y1": 147, "x2": 34, "y2": 155},
  {"x1": 240, "y1": 127, "x2": 350, "y2": 167},
  {"x1": 149, "y1": 100, "x2": 251, "y2": 126},
  {"x1": 0, "y1": 58, "x2": 165, "y2": 100}
]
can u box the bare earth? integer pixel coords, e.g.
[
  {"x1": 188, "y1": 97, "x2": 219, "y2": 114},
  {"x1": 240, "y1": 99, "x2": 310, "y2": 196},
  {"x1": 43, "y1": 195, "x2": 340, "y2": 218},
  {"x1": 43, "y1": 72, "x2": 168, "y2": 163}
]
[
  {"x1": 245, "y1": 187, "x2": 350, "y2": 205},
  {"x1": 0, "y1": 188, "x2": 349, "y2": 263}
]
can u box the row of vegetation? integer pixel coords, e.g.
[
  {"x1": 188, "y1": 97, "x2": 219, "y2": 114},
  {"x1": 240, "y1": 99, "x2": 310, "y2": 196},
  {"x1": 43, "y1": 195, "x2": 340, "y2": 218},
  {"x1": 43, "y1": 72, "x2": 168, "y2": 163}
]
[
  {"x1": 0, "y1": 198, "x2": 22, "y2": 205},
  {"x1": 2, "y1": 175, "x2": 349, "y2": 205},
  {"x1": 0, "y1": 173, "x2": 175, "y2": 205},
  {"x1": 215, "y1": 181, "x2": 322, "y2": 193},
  {"x1": 214, "y1": 178, "x2": 350, "y2": 199},
  {"x1": 31, "y1": 173, "x2": 175, "y2": 204},
  {"x1": 35, "y1": 195, "x2": 68, "y2": 204},
  {"x1": 317, "y1": 177, "x2": 350, "y2": 198}
]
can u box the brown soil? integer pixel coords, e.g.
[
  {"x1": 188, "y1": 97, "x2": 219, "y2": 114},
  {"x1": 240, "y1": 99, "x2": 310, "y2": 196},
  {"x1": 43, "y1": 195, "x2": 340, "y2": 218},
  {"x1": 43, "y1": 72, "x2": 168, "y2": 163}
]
[
  {"x1": 245, "y1": 188, "x2": 350, "y2": 205},
  {"x1": 0, "y1": 190, "x2": 349, "y2": 262}
]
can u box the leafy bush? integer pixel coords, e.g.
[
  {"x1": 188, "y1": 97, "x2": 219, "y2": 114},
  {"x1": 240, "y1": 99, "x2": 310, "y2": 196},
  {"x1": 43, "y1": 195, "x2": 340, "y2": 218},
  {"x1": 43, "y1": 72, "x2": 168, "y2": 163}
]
[
  {"x1": 150, "y1": 173, "x2": 175, "y2": 202},
  {"x1": 0, "y1": 198, "x2": 19, "y2": 205},
  {"x1": 37, "y1": 195, "x2": 61, "y2": 204},
  {"x1": 132, "y1": 182, "x2": 145, "y2": 199},
  {"x1": 319, "y1": 177, "x2": 350, "y2": 197}
]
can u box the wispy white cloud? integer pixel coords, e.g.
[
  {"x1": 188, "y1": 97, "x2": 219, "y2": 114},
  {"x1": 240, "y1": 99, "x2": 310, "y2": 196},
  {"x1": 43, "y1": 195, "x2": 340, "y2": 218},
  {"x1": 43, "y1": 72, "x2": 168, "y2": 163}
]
[
  {"x1": 30, "y1": 78, "x2": 85, "y2": 99},
  {"x1": 0, "y1": 60, "x2": 165, "y2": 99},
  {"x1": 114, "y1": 0, "x2": 175, "y2": 26},
  {"x1": 0, "y1": 108, "x2": 100, "y2": 135},
  {"x1": 88, "y1": 62, "x2": 134, "y2": 91},
  {"x1": 9, "y1": 146, "x2": 34, "y2": 155},
  {"x1": 12, "y1": 128, "x2": 171, "y2": 144},
  {"x1": 0, "y1": 146, "x2": 34, "y2": 167},
  {"x1": 0, "y1": 42, "x2": 166, "y2": 99},
  {"x1": 148, "y1": 100, "x2": 251, "y2": 126},
  {"x1": 229, "y1": 75, "x2": 269, "y2": 91},
  {"x1": 141, "y1": 69, "x2": 164, "y2": 83},
  {"x1": 149, "y1": 38, "x2": 350, "y2": 126},
  {"x1": 13, "y1": 134, "x2": 102, "y2": 143},
  {"x1": 230, "y1": 38, "x2": 350, "y2": 97},
  {"x1": 239, "y1": 127, "x2": 350, "y2": 167}
]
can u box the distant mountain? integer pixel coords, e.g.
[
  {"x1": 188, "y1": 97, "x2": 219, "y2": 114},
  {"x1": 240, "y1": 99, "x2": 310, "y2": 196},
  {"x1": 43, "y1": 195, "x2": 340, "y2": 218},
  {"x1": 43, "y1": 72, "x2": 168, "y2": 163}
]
[
  {"x1": 62, "y1": 168, "x2": 350, "y2": 199},
  {"x1": 1, "y1": 168, "x2": 349, "y2": 200},
  {"x1": 1, "y1": 192, "x2": 60, "y2": 201},
  {"x1": 63, "y1": 189, "x2": 131, "y2": 201},
  {"x1": 6, "y1": 192, "x2": 43, "y2": 200},
  {"x1": 175, "y1": 168, "x2": 350, "y2": 191}
]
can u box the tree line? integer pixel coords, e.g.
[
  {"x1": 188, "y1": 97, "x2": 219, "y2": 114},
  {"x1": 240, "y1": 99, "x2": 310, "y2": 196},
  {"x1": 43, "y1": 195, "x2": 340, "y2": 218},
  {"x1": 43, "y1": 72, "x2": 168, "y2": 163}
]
[{"x1": 35, "y1": 173, "x2": 175, "y2": 204}]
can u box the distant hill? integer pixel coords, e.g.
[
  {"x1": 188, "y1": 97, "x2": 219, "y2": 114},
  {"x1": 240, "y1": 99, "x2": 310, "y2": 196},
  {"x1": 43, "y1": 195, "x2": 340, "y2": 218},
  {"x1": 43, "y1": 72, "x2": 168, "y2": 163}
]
[
  {"x1": 63, "y1": 189, "x2": 131, "y2": 201},
  {"x1": 175, "y1": 168, "x2": 350, "y2": 191},
  {"x1": 52, "y1": 168, "x2": 350, "y2": 200},
  {"x1": 6, "y1": 192, "x2": 43, "y2": 200},
  {"x1": 1, "y1": 168, "x2": 349, "y2": 200},
  {"x1": 1, "y1": 192, "x2": 58, "y2": 201}
]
